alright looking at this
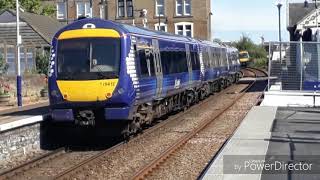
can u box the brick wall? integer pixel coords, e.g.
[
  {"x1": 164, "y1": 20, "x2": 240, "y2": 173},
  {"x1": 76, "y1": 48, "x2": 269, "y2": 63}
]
[{"x1": 0, "y1": 124, "x2": 45, "y2": 171}]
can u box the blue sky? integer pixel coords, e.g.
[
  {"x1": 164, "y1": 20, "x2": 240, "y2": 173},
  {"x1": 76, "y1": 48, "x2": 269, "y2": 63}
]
[{"x1": 211, "y1": 0, "x2": 291, "y2": 43}]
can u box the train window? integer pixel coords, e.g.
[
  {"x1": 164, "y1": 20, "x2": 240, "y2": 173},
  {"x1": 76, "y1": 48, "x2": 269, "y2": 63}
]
[
  {"x1": 57, "y1": 38, "x2": 120, "y2": 80},
  {"x1": 213, "y1": 48, "x2": 218, "y2": 67},
  {"x1": 210, "y1": 47, "x2": 215, "y2": 68},
  {"x1": 177, "y1": 51, "x2": 188, "y2": 73},
  {"x1": 138, "y1": 48, "x2": 155, "y2": 77},
  {"x1": 203, "y1": 48, "x2": 209, "y2": 68},
  {"x1": 161, "y1": 51, "x2": 170, "y2": 75},
  {"x1": 191, "y1": 51, "x2": 200, "y2": 70},
  {"x1": 163, "y1": 50, "x2": 188, "y2": 74}
]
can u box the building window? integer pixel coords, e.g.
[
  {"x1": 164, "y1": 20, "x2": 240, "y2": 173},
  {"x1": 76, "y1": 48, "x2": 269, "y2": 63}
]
[
  {"x1": 76, "y1": 2, "x2": 91, "y2": 18},
  {"x1": 176, "y1": 0, "x2": 191, "y2": 16},
  {"x1": 176, "y1": 0, "x2": 183, "y2": 16},
  {"x1": 118, "y1": 0, "x2": 125, "y2": 17},
  {"x1": 117, "y1": 0, "x2": 134, "y2": 18},
  {"x1": 156, "y1": 0, "x2": 165, "y2": 16},
  {"x1": 175, "y1": 22, "x2": 193, "y2": 37},
  {"x1": 184, "y1": 0, "x2": 191, "y2": 15},
  {"x1": 56, "y1": 2, "x2": 66, "y2": 20},
  {"x1": 177, "y1": 25, "x2": 183, "y2": 35},
  {"x1": 127, "y1": 0, "x2": 133, "y2": 17},
  {"x1": 154, "y1": 23, "x2": 167, "y2": 32}
]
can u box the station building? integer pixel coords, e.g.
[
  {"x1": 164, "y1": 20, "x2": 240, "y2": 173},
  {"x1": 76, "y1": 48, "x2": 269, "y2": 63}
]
[{"x1": 0, "y1": 9, "x2": 62, "y2": 75}]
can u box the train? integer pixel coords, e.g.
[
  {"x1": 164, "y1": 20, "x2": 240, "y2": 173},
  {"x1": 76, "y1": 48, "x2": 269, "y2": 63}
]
[
  {"x1": 239, "y1": 51, "x2": 250, "y2": 66},
  {"x1": 46, "y1": 18, "x2": 241, "y2": 138}
]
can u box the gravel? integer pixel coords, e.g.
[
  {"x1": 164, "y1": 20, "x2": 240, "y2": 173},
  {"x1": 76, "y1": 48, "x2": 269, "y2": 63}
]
[
  {"x1": 67, "y1": 84, "x2": 249, "y2": 180},
  {"x1": 147, "y1": 92, "x2": 262, "y2": 180},
  {"x1": 4, "y1": 84, "x2": 253, "y2": 180}
]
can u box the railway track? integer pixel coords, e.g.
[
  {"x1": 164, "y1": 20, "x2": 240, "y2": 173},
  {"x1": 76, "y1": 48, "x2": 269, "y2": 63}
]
[
  {"x1": 0, "y1": 147, "x2": 66, "y2": 179},
  {"x1": 130, "y1": 78, "x2": 257, "y2": 179},
  {"x1": 0, "y1": 85, "x2": 236, "y2": 180},
  {"x1": 0, "y1": 70, "x2": 263, "y2": 179},
  {"x1": 52, "y1": 85, "x2": 244, "y2": 179},
  {"x1": 241, "y1": 67, "x2": 268, "y2": 78}
]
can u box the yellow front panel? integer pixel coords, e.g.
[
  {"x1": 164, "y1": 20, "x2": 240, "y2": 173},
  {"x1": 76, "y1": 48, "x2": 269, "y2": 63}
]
[
  {"x1": 58, "y1": 29, "x2": 121, "y2": 40},
  {"x1": 240, "y1": 58, "x2": 250, "y2": 63},
  {"x1": 57, "y1": 79, "x2": 119, "y2": 102}
]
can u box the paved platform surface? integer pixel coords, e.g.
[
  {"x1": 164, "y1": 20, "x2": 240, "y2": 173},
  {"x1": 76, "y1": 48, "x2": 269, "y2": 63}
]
[
  {"x1": 201, "y1": 106, "x2": 320, "y2": 180},
  {"x1": 0, "y1": 102, "x2": 49, "y2": 132}
]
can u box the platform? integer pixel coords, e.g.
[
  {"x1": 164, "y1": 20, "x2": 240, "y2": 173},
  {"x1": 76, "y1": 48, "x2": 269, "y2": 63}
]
[
  {"x1": 0, "y1": 102, "x2": 49, "y2": 132},
  {"x1": 200, "y1": 106, "x2": 320, "y2": 180}
]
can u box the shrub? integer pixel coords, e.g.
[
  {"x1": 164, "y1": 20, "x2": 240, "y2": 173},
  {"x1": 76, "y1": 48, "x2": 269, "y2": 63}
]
[
  {"x1": 232, "y1": 35, "x2": 268, "y2": 69},
  {"x1": 0, "y1": 55, "x2": 8, "y2": 75},
  {"x1": 35, "y1": 52, "x2": 50, "y2": 76}
]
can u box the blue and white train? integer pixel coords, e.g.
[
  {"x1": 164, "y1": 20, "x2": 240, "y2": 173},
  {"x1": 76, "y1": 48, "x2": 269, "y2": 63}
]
[{"x1": 47, "y1": 18, "x2": 241, "y2": 136}]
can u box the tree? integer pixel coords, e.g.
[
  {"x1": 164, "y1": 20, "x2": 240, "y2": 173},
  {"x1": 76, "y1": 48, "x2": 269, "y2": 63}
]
[
  {"x1": 233, "y1": 35, "x2": 268, "y2": 68},
  {"x1": 0, "y1": 55, "x2": 8, "y2": 75},
  {"x1": 0, "y1": 0, "x2": 55, "y2": 16},
  {"x1": 233, "y1": 34, "x2": 267, "y2": 60},
  {"x1": 213, "y1": 38, "x2": 222, "y2": 44},
  {"x1": 35, "y1": 52, "x2": 49, "y2": 76}
]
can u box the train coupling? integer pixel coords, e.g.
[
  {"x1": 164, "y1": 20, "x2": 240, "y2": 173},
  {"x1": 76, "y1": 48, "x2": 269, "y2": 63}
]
[{"x1": 75, "y1": 110, "x2": 95, "y2": 126}]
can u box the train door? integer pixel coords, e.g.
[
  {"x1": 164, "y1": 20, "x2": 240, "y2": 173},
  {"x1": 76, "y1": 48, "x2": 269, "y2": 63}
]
[
  {"x1": 152, "y1": 39, "x2": 163, "y2": 99},
  {"x1": 225, "y1": 48, "x2": 230, "y2": 71},
  {"x1": 185, "y1": 44, "x2": 192, "y2": 85},
  {"x1": 199, "y1": 45, "x2": 205, "y2": 81}
]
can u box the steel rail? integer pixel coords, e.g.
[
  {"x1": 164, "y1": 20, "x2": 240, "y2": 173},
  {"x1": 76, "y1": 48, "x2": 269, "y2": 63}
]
[
  {"x1": 131, "y1": 78, "x2": 257, "y2": 180},
  {"x1": 0, "y1": 147, "x2": 66, "y2": 179},
  {"x1": 246, "y1": 67, "x2": 268, "y2": 78},
  {"x1": 53, "y1": 84, "x2": 234, "y2": 179}
]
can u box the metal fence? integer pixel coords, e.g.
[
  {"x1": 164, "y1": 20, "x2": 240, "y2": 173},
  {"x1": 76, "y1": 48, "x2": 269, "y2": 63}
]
[{"x1": 268, "y1": 41, "x2": 320, "y2": 92}]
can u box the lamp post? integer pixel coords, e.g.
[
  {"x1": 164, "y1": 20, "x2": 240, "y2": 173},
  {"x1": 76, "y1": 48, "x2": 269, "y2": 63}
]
[
  {"x1": 208, "y1": 12, "x2": 213, "y2": 41},
  {"x1": 89, "y1": 0, "x2": 93, "y2": 17},
  {"x1": 276, "y1": 0, "x2": 283, "y2": 63},
  {"x1": 158, "y1": 13, "x2": 161, "y2": 31},
  {"x1": 16, "y1": 0, "x2": 22, "y2": 107}
]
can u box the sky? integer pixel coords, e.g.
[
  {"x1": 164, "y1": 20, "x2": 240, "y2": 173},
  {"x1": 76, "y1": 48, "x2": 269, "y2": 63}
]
[{"x1": 211, "y1": 0, "x2": 292, "y2": 43}]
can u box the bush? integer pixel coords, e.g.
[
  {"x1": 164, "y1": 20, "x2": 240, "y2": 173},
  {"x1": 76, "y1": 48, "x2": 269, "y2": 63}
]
[
  {"x1": 232, "y1": 35, "x2": 268, "y2": 69},
  {"x1": 0, "y1": 55, "x2": 8, "y2": 75},
  {"x1": 35, "y1": 52, "x2": 50, "y2": 76},
  {"x1": 252, "y1": 58, "x2": 268, "y2": 69}
]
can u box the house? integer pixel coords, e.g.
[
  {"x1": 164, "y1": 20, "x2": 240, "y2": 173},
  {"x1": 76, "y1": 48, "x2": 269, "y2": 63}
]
[
  {"x1": 0, "y1": 9, "x2": 63, "y2": 75},
  {"x1": 287, "y1": 2, "x2": 318, "y2": 41},
  {"x1": 48, "y1": 0, "x2": 212, "y2": 40}
]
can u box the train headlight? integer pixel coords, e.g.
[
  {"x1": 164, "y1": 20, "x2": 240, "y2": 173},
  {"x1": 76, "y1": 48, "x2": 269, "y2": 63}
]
[{"x1": 106, "y1": 93, "x2": 112, "y2": 98}]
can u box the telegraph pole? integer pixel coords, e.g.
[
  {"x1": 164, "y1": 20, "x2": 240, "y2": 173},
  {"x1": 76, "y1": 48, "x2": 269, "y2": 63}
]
[
  {"x1": 90, "y1": 0, "x2": 93, "y2": 17},
  {"x1": 16, "y1": 0, "x2": 22, "y2": 107}
]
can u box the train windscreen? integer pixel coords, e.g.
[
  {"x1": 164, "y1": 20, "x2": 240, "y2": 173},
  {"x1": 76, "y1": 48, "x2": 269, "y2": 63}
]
[
  {"x1": 57, "y1": 38, "x2": 120, "y2": 80},
  {"x1": 239, "y1": 52, "x2": 249, "y2": 59}
]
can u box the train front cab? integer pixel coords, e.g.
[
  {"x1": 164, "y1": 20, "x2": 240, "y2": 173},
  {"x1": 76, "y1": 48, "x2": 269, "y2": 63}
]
[{"x1": 48, "y1": 20, "x2": 136, "y2": 130}]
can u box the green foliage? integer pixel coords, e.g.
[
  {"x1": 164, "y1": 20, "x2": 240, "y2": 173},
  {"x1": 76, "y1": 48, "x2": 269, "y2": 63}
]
[
  {"x1": 41, "y1": 4, "x2": 55, "y2": 17},
  {"x1": 0, "y1": 55, "x2": 8, "y2": 75},
  {"x1": 213, "y1": 38, "x2": 222, "y2": 44},
  {"x1": 233, "y1": 35, "x2": 268, "y2": 68},
  {"x1": 252, "y1": 58, "x2": 268, "y2": 69},
  {"x1": 35, "y1": 52, "x2": 49, "y2": 76},
  {"x1": 0, "y1": 0, "x2": 55, "y2": 16},
  {"x1": 0, "y1": 56, "x2": 9, "y2": 95}
]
